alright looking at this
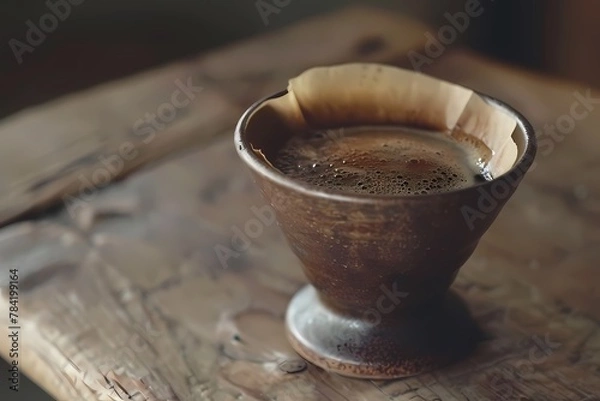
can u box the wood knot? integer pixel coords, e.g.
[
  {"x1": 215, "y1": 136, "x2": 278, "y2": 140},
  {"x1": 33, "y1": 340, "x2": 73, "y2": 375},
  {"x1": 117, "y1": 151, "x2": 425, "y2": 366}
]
[{"x1": 278, "y1": 359, "x2": 307, "y2": 374}]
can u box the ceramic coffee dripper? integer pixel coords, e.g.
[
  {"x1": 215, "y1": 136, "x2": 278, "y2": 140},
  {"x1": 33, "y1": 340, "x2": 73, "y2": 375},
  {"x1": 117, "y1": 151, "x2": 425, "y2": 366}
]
[{"x1": 234, "y1": 64, "x2": 536, "y2": 379}]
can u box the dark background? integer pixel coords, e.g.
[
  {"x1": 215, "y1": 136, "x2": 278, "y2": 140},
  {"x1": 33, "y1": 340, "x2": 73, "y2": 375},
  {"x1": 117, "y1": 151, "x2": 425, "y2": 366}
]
[
  {"x1": 1, "y1": 0, "x2": 600, "y2": 120},
  {"x1": 1, "y1": 1, "x2": 599, "y2": 400}
]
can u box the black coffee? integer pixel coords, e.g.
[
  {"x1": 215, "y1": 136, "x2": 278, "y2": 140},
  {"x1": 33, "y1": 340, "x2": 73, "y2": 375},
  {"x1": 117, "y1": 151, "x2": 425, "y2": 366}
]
[{"x1": 271, "y1": 126, "x2": 491, "y2": 196}]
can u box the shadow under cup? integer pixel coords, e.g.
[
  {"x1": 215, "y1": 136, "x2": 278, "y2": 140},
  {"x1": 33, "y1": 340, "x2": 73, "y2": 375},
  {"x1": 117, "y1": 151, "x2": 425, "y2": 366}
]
[{"x1": 235, "y1": 90, "x2": 536, "y2": 379}]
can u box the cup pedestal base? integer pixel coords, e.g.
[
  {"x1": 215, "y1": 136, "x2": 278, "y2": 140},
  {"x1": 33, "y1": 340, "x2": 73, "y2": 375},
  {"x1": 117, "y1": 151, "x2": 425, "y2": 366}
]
[{"x1": 286, "y1": 285, "x2": 481, "y2": 379}]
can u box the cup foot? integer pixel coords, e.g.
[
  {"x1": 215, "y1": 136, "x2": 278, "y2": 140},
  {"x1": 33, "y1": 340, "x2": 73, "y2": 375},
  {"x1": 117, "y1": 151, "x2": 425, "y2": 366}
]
[{"x1": 286, "y1": 285, "x2": 481, "y2": 379}]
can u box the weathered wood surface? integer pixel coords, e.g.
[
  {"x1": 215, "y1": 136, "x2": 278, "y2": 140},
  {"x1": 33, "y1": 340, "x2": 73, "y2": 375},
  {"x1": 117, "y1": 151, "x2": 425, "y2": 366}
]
[
  {"x1": 0, "y1": 6, "x2": 427, "y2": 228},
  {"x1": 1, "y1": 7, "x2": 600, "y2": 401},
  {"x1": 425, "y1": 52, "x2": 600, "y2": 322}
]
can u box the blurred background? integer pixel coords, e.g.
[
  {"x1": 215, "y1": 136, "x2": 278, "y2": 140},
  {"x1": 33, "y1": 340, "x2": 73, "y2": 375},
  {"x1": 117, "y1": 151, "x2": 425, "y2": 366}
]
[
  {"x1": 1, "y1": 0, "x2": 600, "y2": 120},
  {"x1": 1, "y1": 0, "x2": 599, "y2": 399}
]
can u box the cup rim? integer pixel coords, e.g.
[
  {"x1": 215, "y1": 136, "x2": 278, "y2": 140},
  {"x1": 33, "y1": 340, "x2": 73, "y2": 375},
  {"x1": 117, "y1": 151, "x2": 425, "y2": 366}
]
[{"x1": 235, "y1": 89, "x2": 537, "y2": 203}]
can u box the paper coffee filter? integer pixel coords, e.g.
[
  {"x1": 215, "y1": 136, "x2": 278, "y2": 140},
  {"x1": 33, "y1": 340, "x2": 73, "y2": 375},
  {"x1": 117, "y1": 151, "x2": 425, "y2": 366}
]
[
  {"x1": 452, "y1": 93, "x2": 518, "y2": 176},
  {"x1": 252, "y1": 63, "x2": 518, "y2": 176}
]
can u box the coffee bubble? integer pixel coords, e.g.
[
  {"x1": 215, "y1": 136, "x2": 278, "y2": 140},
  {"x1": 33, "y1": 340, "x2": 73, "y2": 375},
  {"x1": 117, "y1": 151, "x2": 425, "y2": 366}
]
[{"x1": 272, "y1": 126, "x2": 491, "y2": 196}]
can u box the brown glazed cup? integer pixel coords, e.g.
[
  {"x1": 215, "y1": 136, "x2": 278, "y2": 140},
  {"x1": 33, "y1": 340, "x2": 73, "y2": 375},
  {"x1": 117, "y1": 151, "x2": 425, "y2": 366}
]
[{"x1": 235, "y1": 90, "x2": 536, "y2": 379}]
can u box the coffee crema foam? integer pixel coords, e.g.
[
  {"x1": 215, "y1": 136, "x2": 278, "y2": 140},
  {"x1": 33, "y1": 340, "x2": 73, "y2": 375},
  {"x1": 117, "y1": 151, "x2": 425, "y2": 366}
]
[{"x1": 271, "y1": 126, "x2": 491, "y2": 196}]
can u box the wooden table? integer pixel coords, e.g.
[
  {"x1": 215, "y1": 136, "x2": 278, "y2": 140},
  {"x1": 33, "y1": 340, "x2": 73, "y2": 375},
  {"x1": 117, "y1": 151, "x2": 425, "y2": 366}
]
[{"x1": 1, "y1": 6, "x2": 599, "y2": 401}]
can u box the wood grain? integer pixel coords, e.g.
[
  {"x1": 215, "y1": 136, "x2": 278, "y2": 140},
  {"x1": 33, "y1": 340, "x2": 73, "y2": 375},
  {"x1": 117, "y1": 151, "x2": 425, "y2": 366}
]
[
  {"x1": 425, "y1": 52, "x2": 600, "y2": 322},
  {"x1": 1, "y1": 7, "x2": 600, "y2": 401},
  {"x1": 0, "y1": 5, "x2": 428, "y2": 228}
]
